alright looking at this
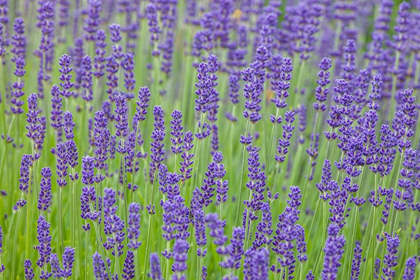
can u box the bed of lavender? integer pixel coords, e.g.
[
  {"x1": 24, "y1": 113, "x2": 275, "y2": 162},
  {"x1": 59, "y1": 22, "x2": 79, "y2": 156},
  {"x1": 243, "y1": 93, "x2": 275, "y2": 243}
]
[{"x1": 0, "y1": 0, "x2": 419, "y2": 279}]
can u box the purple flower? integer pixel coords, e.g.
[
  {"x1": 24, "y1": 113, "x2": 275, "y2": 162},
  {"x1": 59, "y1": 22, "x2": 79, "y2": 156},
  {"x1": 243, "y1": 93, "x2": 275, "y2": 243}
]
[
  {"x1": 92, "y1": 252, "x2": 107, "y2": 280},
  {"x1": 149, "y1": 106, "x2": 165, "y2": 181},
  {"x1": 382, "y1": 233, "x2": 400, "y2": 279},
  {"x1": 35, "y1": 215, "x2": 52, "y2": 268},
  {"x1": 228, "y1": 227, "x2": 245, "y2": 270},
  {"x1": 149, "y1": 253, "x2": 163, "y2": 280},
  {"x1": 194, "y1": 209, "x2": 207, "y2": 258},
  {"x1": 10, "y1": 56, "x2": 26, "y2": 114},
  {"x1": 179, "y1": 131, "x2": 194, "y2": 183},
  {"x1": 103, "y1": 188, "x2": 125, "y2": 257},
  {"x1": 38, "y1": 167, "x2": 52, "y2": 212},
  {"x1": 205, "y1": 213, "x2": 229, "y2": 268},
  {"x1": 11, "y1": 17, "x2": 26, "y2": 61},
  {"x1": 350, "y1": 243, "x2": 362, "y2": 280},
  {"x1": 172, "y1": 240, "x2": 189, "y2": 280},
  {"x1": 341, "y1": 39, "x2": 357, "y2": 87},
  {"x1": 24, "y1": 259, "x2": 35, "y2": 280},
  {"x1": 84, "y1": 0, "x2": 102, "y2": 42},
  {"x1": 275, "y1": 110, "x2": 296, "y2": 164},
  {"x1": 271, "y1": 186, "x2": 303, "y2": 276},
  {"x1": 122, "y1": 52, "x2": 135, "y2": 99},
  {"x1": 70, "y1": 38, "x2": 84, "y2": 93},
  {"x1": 314, "y1": 57, "x2": 332, "y2": 112},
  {"x1": 81, "y1": 55, "x2": 93, "y2": 103},
  {"x1": 80, "y1": 186, "x2": 100, "y2": 231},
  {"x1": 19, "y1": 154, "x2": 33, "y2": 193},
  {"x1": 94, "y1": 29, "x2": 107, "y2": 78},
  {"x1": 63, "y1": 111, "x2": 75, "y2": 140},
  {"x1": 271, "y1": 57, "x2": 293, "y2": 111},
  {"x1": 402, "y1": 256, "x2": 417, "y2": 280},
  {"x1": 50, "y1": 253, "x2": 61, "y2": 278},
  {"x1": 115, "y1": 93, "x2": 129, "y2": 141},
  {"x1": 161, "y1": 195, "x2": 190, "y2": 242},
  {"x1": 82, "y1": 156, "x2": 95, "y2": 185},
  {"x1": 170, "y1": 110, "x2": 184, "y2": 155},
  {"x1": 322, "y1": 223, "x2": 346, "y2": 280},
  {"x1": 122, "y1": 250, "x2": 135, "y2": 280},
  {"x1": 393, "y1": 2, "x2": 411, "y2": 54},
  {"x1": 93, "y1": 110, "x2": 110, "y2": 178},
  {"x1": 61, "y1": 247, "x2": 75, "y2": 278},
  {"x1": 127, "y1": 203, "x2": 141, "y2": 249},
  {"x1": 134, "y1": 87, "x2": 151, "y2": 123},
  {"x1": 50, "y1": 85, "x2": 63, "y2": 134},
  {"x1": 58, "y1": 54, "x2": 74, "y2": 98},
  {"x1": 146, "y1": 4, "x2": 161, "y2": 56}
]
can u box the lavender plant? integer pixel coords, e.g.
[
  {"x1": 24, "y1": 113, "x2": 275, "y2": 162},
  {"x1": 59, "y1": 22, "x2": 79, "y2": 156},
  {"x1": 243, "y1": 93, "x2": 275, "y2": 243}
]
[{"x1": 0, "y1": 1, "x2": 419, "y2": 280}]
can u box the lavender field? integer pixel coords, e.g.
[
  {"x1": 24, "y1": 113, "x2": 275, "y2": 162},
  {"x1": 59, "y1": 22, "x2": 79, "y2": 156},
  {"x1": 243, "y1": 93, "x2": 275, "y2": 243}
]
[{"x1": 0, "y1": 0, "x2": 419, "y2": 279}]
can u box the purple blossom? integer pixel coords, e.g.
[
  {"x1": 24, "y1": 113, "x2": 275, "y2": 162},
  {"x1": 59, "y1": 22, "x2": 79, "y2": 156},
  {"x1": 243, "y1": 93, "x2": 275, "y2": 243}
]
[
  {"x1": 149, "y1": 106, "x2": 165, "y2": 181},
  {"x1": 322, "y1": 223, "x2": 346, "y2": 280},
  {"x1": 38, "y1": 167, "x2": 52, "y2": 212},
  {"x1": 35, "y1": 215, "x2": 52, "y2": 269},
  {"x1": 24, "y1": 259, "x2": 35, "y2": 280},
  {"x1": 149, "y1": 253, "x2": 163, "y2": 280},
  {"x1": 58, "y1": 54, "x2": 74, "y2": 98},
  {"x1": 382, "y1": 233, "x2": 400, "y2": 279},
  {"x1": 127, "y1": 203, "x2": 141, "y2": 249}
]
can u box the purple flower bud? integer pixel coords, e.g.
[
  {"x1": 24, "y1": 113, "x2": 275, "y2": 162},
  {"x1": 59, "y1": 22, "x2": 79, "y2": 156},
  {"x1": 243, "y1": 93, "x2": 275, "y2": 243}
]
[{"x1": 38, "y1": 167, "x2": 52, "y2": 212}]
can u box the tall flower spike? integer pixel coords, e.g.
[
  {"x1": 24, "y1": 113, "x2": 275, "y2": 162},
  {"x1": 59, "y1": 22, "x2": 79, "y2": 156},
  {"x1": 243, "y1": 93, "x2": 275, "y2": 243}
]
[
  {"x1": 134, "y1": 86, "x2": 151, "y2": 124},
  {"x1": 179, "y1": 131, "x2": 194, "y2": 182},
  {"x1": 127, "y1": 203, "x2": 141, "y2": 249},
  {"x1": 61, "y1": 247, "x2": 75, "y2": 278},
  {"x1": 11, "y1": 17, "x2": 27, "y2": 61},
  {"x1": 314, "y1": 57, "x2": 332, "y2": 112},
  {"x1": 82, "y1": 156, "x2": 95, "y2": 185},
  {"x1": 35, "y1": 215, "x2": 52, "y2": 269},
  {"x1": 172, "y1": 239, "x2": 190, "y2": 280},
  {"x1": 92, "y1": 252, "x2": 107, "y2": 280},
  {"x1": 149, "y1": 253, "x2": 163, "y2": 280},
  {"x1": 115, "y1": 93, "x2": 129, "y2": 140},
  {"x1": 149, "y1": 105, "x2": 165, "y2": 182},
  {"x1": 382, "y1": 233, "x2": 399, "y2": 279},
  {"x1": 321, "y1": 223, "x2": 346, "y2": 280},
  {"x1": 122, "y1": 52, "x2": 135, "y2": 100},
  {"x1": 81, "y1": 55, "x2": 93, "y2": 103},
  {"x1": 275, "y1": 110, "x2": 296, "y2": 164},
  {"x1": 170, "y1": 110, "x2": 184, "y2": 156},
  {"x1": 402, "y1": 256, "x2": 417, "y2": 280},
  {"x1": 94, "y1": 29, "x2": 107, "y2": 79},
  {"x1": 58, "y1": 54, "x2": 74, "y2": 98},
  {"x1": 24, "y1": 259, "x2": 35, "y2": 280},
  {"x1": 38, "y1": 167, "x2": 52, "y2": 212},
  {"x1": 84, "y1": 0, "x2": 102, "y2": 42},
  {"x1": 63, "y1": 111, "x2": 75, "y2": 140},
  {"x1": 10, "y1": 56, "x2": 26, "y2": 114},
  {"x1": 122, "y1": 250, "x2": 135, "y2": 280}
]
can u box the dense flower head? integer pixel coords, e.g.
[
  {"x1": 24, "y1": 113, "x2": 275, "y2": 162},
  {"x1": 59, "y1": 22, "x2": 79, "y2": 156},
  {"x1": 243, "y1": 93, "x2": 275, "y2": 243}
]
[
  {"x1": 38, "y1": 167, "x2": 52, "y2": 212},
  {"x1": 24, "y1": 259, "x2": 35, "y2": 280},
  {"x1": 58, "y1": 54, "x2": 74, "y2": 98},
  {"x1": 35, "y1": 215, "x2": 52, "y2": 268},
  {"x1": 84, "y1": 0, "x2": 102, "y2": 41},
  {"x1": 149, "y1": 105, "x2": 165, "y2": 181},
  {"x1": 382, "y1": 233, "x2": 400, "y2": 279},
  {"x1": 127, "y1": 203, "x2": 141, "y2": 249},
  {"x1": 314, "y1": 57, "x2": 332, "y2": 112},
  {"x1": 321, "y1": 223, "x2": 346, "y2": 280},
  {"x1": 149, "y1": 252, "x2": 163, "y2": 280},
  {"x1": 275, "y1": 110, "x2": 296, "y2": 163}
]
